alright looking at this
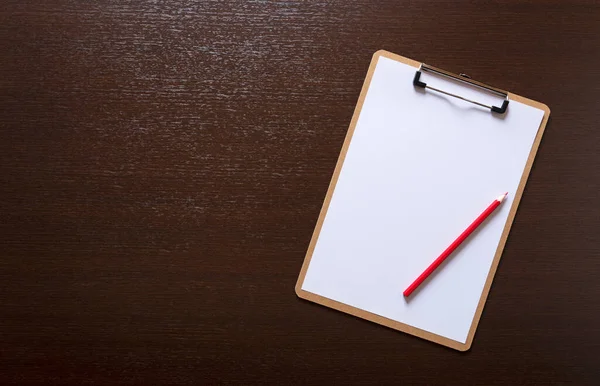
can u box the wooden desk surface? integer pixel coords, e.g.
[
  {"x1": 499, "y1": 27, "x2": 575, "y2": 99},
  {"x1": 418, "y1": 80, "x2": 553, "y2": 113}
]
[{"x1": 2, "y1": 1, "x2": 599, "y2": 384}]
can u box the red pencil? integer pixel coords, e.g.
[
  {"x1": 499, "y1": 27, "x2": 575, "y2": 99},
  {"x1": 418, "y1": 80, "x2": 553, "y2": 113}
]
[{"x1": 403, "y1": 192, "x2": 509, "y2": 297}]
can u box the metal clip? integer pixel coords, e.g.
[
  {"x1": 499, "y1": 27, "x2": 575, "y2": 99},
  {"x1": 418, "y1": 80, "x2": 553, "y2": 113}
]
[{"x1": 413, "y1": 64, "x2": 509, "y2": 114}]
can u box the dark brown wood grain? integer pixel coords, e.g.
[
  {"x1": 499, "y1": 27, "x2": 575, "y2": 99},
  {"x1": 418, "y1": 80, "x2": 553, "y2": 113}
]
[{"x1": 1, "y1": 1, "x2": 599, "y2": 384}]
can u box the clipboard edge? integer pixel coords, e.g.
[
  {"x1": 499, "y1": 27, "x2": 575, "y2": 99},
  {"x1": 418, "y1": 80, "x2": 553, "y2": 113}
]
[
  {"x1": 295, "y1": 287, "x2": 468, "y2": 351},
  {"x1": 295, "y1": 49, "x2": 551, "y2": 352}
]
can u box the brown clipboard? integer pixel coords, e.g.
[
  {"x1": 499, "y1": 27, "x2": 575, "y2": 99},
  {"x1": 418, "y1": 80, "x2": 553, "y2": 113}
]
[{"x1": 295, "y1": 50, "x2": 550, "y2": 351}]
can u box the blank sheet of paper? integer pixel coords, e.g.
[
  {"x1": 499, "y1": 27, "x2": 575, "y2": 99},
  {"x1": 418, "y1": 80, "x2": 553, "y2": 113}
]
[{"x1": 301, "y1": 56, "x2": 544, "y2": 344}]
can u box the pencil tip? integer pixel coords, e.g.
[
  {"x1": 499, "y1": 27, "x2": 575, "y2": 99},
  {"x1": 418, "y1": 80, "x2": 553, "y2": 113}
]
[{"x1": 498, "y1": 192, "x2": 508, "y2": 203}]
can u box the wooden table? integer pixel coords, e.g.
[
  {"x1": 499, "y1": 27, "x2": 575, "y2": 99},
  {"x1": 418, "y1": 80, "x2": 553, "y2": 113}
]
[{"x1": 2, "y1": 1, "x2": 599, "y2": 384}]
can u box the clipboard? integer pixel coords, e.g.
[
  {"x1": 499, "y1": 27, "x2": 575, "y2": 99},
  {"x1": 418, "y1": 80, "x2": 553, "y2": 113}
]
[{"x1": 295, "y1": 50, "x2": 550, "y2": 351}]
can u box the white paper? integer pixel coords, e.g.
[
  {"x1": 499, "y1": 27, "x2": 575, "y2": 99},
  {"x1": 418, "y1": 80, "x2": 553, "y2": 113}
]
[{"x1": 301, "y1": 56, "x2": 544, "y2": 344}]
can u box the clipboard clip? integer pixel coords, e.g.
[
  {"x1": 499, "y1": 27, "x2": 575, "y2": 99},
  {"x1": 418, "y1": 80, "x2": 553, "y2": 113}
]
[{"x1": 413, "y1": 64, "x2": 509, "y2": 114}]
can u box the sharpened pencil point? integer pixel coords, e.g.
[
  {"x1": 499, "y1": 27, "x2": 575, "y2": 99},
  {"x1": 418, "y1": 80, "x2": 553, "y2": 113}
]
[{"x1": 497, "y1": 192, "x2": 508, "y2": 203}]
